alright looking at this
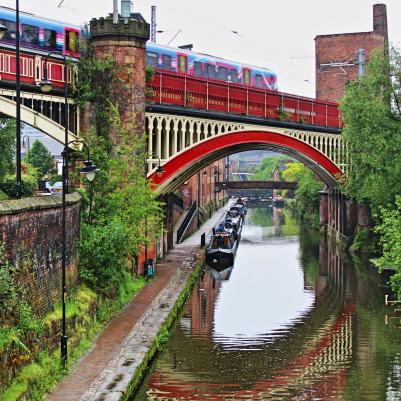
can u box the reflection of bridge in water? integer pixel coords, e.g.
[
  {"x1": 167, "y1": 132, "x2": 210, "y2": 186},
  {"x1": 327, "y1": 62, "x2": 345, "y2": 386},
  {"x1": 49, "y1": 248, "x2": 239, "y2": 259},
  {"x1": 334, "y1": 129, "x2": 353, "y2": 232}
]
[{"x1": 144, "y1": 233, "x2": 357, "y2": 400}]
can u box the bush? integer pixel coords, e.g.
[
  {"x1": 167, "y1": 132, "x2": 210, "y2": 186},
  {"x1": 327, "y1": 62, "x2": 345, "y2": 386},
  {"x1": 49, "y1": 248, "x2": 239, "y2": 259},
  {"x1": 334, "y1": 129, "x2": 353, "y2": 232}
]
[
  {"x1": 79, "y1": 220, "x2": 130, "y2": 297},
  {"x1": 376, "y1": 198, "x2": 401, "y2": 298},
  {"x1": 0, "y1": 162, "x2": 38, "y2": 198},
  {"x1": 0, "y1": 190, "x2": 9, "y2": 201}
]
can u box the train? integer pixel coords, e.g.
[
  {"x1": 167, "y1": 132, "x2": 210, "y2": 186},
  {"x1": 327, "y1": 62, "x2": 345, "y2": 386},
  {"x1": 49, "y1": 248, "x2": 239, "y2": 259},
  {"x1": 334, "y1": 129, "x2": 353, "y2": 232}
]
[
  {"x1": 0, "y1": 7, "x2": 278, "y2": 91},
  {"x1": 146, "y1": 43, "x2": 278, "y2": 90},
  {"x1": 0, "y1": 6, "x2": 80, "y2": 58}
]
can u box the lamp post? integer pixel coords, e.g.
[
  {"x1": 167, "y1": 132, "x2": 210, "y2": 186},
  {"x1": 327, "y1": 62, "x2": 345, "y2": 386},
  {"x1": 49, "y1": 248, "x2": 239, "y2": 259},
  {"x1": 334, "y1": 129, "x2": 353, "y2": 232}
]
[
  {"x1": 39, "y1": 51, "x2": 71, "y2": 368},
  {"x1": 144, "y1": 154, "x2": 164, "y2": 264},
  {"x1": 0, "y1": 2, "x2": 22, "y2": 198}
]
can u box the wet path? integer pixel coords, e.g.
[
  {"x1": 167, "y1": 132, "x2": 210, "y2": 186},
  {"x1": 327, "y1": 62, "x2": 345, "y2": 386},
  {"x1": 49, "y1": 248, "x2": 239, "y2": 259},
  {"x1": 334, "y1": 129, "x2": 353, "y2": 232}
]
[{"x1": 133, "y1": 206, "x2": 401, "y2": 401}]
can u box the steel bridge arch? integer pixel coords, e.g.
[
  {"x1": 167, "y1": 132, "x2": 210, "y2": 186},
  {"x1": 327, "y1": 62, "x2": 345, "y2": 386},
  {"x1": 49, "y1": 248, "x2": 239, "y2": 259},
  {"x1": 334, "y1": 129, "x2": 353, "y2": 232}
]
[
  {"x1": 148, "y1": 129, "x2": 343, "y2": 195},
  {"x1": 0, "y1": 94, "x2": 80, "y2": 149}
]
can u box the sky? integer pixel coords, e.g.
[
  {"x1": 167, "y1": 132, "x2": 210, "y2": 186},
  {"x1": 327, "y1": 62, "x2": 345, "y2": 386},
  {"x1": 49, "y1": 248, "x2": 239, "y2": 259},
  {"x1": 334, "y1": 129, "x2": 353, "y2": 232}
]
[{"x1": 2, "y1": 0, "x2": 401, "y2": 97}]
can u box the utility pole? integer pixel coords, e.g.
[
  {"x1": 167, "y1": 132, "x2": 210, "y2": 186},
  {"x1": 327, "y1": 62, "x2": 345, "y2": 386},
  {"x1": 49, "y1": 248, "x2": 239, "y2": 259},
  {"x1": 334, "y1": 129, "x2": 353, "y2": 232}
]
[
  {"x1": 151, "y1": 5, "x2": 156, "y2": 42},
  {"x1": 113, "y1": 0, "x2": 118, "y2": 24},
  {"x1": 357, "y1": 48, "x2": 365, "y2": 78}
]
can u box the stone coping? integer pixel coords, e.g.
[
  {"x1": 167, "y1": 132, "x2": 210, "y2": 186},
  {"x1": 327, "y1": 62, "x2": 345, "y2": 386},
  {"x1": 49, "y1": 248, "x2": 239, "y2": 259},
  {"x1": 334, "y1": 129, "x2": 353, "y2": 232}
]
[{"x1": 0, "y1": 192, "x2": 81, "y2": 216}]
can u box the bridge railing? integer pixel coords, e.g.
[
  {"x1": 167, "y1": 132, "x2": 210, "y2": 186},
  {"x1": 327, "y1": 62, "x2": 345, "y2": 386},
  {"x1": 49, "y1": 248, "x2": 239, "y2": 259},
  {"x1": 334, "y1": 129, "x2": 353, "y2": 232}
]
[{"x1": 148, "y1": 70, "x2": 341, "y2": 129}]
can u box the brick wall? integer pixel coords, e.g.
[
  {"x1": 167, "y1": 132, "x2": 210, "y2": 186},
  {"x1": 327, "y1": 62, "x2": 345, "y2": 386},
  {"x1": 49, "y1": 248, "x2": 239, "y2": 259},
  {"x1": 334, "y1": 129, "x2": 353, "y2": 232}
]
[
  {"x1": 315, "y1": 4, "x2": 387, "y2": 102},
  {"x1": 90, "y1": 15, "x2": 150, "y2": 140},
  {"x1": 0, "y1": 193, "x2": 81, "y2": 316}
]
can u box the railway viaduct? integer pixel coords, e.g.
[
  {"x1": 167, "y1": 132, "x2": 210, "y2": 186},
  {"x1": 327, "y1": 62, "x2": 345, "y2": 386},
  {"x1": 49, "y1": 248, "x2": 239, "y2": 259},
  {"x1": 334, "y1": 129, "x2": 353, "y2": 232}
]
[{"x1": 0, "y1": 12, "x2": 362, "y2": 258}]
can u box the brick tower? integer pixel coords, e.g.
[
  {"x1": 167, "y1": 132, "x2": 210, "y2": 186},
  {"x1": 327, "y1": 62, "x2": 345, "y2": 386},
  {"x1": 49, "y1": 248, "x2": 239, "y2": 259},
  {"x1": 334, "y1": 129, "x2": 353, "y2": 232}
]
[
  {"x1": 315, "y1": 3, "x2": 388, "y2": 102},
  {"x1": 90, "y1": 12, "x2": 150, "y2": 138}
]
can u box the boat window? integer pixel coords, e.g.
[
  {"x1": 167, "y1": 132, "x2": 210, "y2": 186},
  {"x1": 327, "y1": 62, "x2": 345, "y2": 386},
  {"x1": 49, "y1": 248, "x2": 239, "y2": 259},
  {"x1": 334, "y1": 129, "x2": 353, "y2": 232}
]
[
  {"x1": 146, "y1": 51, "x2": 158, "y2": 67},
  {"x1": 178, "y1": 55, "x2": 187, "y2": 73},
  {"x1": 229, "y1": 69, "x2": 238, "y2": 83},
  {"x1": 0, "y1": 19, "x2": 16, "y2": 40},
  {"x1": 65, "y1": 30, "x2": 78, "y2": 52},
  {"x1": 206, "y1": 64, "x2": 217, "y2": 79},
  {"x1": 194, "y1": 61, "x2": 203, "y2": 76},
  {"x1": 218, "y1": 66, "x2": 228, "y2": 81},
  {"x1": 255, "y1": 74, "x2": 264, "y2": 88},
  {"x1": 161, "y1": 54, "x2": 172, "y2": 70},
  {"x1": 21, "y1": 24, "x2": 39, "y2": 45},
  {"x1": 44, "y1": 29, "x2": 56, "y2": 49}
]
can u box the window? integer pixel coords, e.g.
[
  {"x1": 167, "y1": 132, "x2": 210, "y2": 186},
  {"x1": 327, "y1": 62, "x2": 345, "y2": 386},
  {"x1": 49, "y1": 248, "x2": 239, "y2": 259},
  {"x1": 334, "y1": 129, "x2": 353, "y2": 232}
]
[
  {"x1": 218, "y1": 66, "x2": 228, "y2": 81},
  {"x1": 255, "y1": 74, "x2": 264, "y2": 88},
  {"x1": 146, "y1": 51, "x2": 158, "y2": 67},
  {"x1": 207, "y1": 64, "x2": 217, "y2": 79},
  {"x1": 161, "y1": 54, "x2": 172, "y2": 70},
  {"x1": 65, "y1": 31, "x2": 78, "y2": 52},
  {"x1": 178, "y1": 55, "x2": 187, "y2": 73},
  {"x1": 243, "y1": 69, "x2": 251, "y2": 85},
  {"x1": 194, "y1": 61, "x2": 203, "y2": 76},
  {"x1": 44, "y1": 29, "x2": 56, "y2": 49},
  {"x1": 229, "y1": 69, "x2": 238, "y2": 83},
  {"x1": 21, "y1": 24, "x2": 39, "y2": 45},
  {"x1": 0, "y1": 19, "x2": 16, "y2": 40}
]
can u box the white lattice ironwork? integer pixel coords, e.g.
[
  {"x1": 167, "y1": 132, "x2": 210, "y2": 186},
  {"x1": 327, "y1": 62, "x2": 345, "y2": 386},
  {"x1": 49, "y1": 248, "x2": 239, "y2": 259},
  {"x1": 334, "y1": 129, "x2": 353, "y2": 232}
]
[
  {"x1": 0, "y1": 90, "x2": 80, "y2": 149},
  {"x1": 145, "y1": 112, "x2": 346, "y2": 174}
]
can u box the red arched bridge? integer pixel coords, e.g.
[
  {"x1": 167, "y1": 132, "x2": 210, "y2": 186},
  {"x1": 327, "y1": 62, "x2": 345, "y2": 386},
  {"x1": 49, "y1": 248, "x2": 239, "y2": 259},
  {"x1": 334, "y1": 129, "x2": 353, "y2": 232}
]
[
  {"x1": 146, "y1": 70, "x2": 345, "y2": 194},
  {"x1": 0, "y1": 44, "x2": 345, "y2": 188}
]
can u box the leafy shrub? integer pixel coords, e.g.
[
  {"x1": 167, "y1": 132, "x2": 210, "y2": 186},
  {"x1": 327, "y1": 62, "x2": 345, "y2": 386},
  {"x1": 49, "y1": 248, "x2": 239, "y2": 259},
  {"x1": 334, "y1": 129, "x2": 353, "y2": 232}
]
[
  {"x1": 79, "y1": 220, "x2": 130, "y2": 297},
  {"x1": 0, "y1": 190, "x2": 9, "y2": 201},
  {"x1": 0, "y1": 162, "x2": 38, "y2": 198},
  {"x1": 376, "y1": 198, "x2": 401, "y2": 298}
]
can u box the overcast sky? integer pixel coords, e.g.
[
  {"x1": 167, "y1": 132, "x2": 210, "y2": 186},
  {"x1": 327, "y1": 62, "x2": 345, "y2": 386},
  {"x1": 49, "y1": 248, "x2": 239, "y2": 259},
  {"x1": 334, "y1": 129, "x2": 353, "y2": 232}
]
[{"x1": 3, "y1": 0, "x2": 401, "y2": 97}]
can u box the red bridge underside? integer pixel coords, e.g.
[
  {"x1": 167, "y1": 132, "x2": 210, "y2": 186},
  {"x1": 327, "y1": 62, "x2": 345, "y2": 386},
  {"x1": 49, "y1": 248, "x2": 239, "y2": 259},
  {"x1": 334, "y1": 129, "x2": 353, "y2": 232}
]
[{"x1": 149, "y1": 130, "x2": 343, "y2": 192}]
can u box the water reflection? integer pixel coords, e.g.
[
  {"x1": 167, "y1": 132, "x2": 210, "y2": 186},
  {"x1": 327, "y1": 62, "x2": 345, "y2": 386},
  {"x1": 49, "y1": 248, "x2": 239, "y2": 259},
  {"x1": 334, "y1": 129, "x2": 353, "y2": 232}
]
[{"x1": 133, "y1": 207, "x2": 401, "y2": 401}]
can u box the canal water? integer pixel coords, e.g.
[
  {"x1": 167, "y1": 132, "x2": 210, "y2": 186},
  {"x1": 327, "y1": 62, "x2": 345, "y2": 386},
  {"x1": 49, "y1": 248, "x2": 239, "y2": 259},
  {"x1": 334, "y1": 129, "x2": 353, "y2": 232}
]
[{"x1": 133, "y1": 206, "x2": 401, "y2": 401}]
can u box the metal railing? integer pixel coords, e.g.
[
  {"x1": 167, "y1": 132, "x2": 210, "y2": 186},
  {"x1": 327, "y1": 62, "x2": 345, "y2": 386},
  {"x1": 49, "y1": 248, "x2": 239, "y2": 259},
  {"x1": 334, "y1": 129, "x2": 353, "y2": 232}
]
[
  {"x1": 176, "y1": 201, "x2": 197, "y2": 244},
  {"x1": 147, "y1": 70, "x2": 341, "y2": 128}
]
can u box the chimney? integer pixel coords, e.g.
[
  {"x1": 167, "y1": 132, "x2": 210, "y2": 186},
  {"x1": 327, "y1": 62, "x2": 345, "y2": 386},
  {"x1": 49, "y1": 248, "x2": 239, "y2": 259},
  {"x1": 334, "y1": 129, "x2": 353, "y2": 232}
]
[
  {"x1": 373, "y1": 3, "x2": 388, "y2": 42},
  {"x1": 121, "y1": 0, "x2": 132, "y2": 23}
]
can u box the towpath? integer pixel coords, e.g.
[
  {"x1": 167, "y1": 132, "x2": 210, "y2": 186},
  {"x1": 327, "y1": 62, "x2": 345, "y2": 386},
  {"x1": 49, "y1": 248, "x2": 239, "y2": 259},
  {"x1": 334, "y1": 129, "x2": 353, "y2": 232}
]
[{"x1": 45, "y1": 201, "x2": 232, "y2": 401}]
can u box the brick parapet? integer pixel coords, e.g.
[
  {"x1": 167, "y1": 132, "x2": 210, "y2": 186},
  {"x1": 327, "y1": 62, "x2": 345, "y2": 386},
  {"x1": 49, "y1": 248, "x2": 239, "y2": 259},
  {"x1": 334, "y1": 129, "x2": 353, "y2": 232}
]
[{"x1": 0, "y1": 193, "x2": 81, "y2": 316}]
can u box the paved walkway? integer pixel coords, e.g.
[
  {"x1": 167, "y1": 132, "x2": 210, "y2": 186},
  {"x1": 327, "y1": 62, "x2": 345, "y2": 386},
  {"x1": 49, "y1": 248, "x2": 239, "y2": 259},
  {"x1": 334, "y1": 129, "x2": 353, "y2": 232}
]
[{"x1": 45, "y1": 201, "x2": 232, "y2": 401}]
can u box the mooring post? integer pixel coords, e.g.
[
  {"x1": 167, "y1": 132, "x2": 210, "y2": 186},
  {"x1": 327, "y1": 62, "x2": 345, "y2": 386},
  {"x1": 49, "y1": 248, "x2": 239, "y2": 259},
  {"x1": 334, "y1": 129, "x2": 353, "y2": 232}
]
[{"x1": 200, "y1": 232, "x2": 206, "y2": 248}]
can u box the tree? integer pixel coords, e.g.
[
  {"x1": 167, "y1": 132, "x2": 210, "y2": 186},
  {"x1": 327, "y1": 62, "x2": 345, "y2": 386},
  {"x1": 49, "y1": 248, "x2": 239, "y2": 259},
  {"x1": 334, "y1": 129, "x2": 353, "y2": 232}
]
[
  {"x1": 282, "y1": 162, "x2": 323, "y2": 226},
  {"x1": 340, "y1": 48, "x2": 401, "y2": 212},
  {"x1": 252, "y1": 156, "x2": 283, "y2": 180},
  {"x1": 24, "y1": 139, "x2": 55, "y2": 179},
  {"x1": 376, "y1": 197, "x2": 401, "y2": 298},
  {"x1": 0, "y1": 118, "x2": 16, "y2": 182}
]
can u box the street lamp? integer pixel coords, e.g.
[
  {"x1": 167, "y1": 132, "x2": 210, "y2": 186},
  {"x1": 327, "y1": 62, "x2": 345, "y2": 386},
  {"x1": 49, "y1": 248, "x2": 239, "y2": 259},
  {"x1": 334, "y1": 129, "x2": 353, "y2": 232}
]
[
  {"x1": 1, "y1": 1, "x2": 22, "y2": 198},
  {"x1": 39, "y1": 50, "x2": 71, "y2": 369},
  {"x1": 147, "y1": 153, "x2": 165, "y2": 176}
]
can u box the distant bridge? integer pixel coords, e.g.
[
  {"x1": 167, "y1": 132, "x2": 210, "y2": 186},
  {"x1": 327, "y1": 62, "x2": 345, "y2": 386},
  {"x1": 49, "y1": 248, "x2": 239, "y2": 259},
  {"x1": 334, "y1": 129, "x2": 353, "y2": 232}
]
[{"x1": 216, "y1": 181, "x2": 297, "y2": 190}]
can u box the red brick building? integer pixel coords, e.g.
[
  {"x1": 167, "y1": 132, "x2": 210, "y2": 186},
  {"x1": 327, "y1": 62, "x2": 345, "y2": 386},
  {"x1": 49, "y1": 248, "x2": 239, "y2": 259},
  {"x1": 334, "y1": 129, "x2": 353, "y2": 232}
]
[{"x1": 315, "y1": 3, "x2": 388, "y2": 102}]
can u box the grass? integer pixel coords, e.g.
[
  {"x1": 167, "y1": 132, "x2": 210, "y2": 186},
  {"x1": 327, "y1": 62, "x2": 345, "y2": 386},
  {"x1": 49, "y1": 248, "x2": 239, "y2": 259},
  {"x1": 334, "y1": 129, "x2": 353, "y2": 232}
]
[{"x1": 0, "y1": 274, "x2": 146, "y2": 401}]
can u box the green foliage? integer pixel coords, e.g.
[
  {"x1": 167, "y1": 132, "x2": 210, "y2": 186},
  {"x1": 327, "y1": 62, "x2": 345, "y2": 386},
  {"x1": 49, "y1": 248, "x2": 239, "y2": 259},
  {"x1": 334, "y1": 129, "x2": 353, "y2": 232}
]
[
  {"x1": 73, "y1": 41, "x2": 163, "y2": 298},
  {"x1": 0, "y1": 118, "x2": 15, "y2": 182},
  {"x1": 340, "y1": 48, "x2": 401, "y2": 212},
  {"x1": 0, "y1": 242, "x2": 19, "y2": 324},
  {"x1": 24, "y1": 140, "x2": 54, "y2": 179},
  {"x1": 252, "y1": 156, "x2": 283, "y2": 180},
  {"x1": 0, "y1": 190, "x2": 9, "y2": 200},
  {"x1": 0, "y1": 242, "x2": 43, "y2": 355},
  {"x1": 283, "y1": 162, "x2": 323, "y2": 227},
  {"x1": 0, "y1": 161, "x2": 38, "y2": 197},
  {"x1": 375, "y1": 198, "x2": 401, "y2": 298},
  {"x1": 72, "y1": 40, "x2": 123, "y2": 144},
  {"x1": 79, "y1": 221, "x2": 130, "y2": 296}
]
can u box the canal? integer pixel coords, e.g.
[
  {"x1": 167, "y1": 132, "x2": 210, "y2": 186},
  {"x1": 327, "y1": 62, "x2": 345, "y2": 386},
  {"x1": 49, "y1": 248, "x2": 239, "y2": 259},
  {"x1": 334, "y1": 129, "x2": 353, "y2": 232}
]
[{"x1": 133, "y1": 206, "x2": 401, "y2": 400}]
